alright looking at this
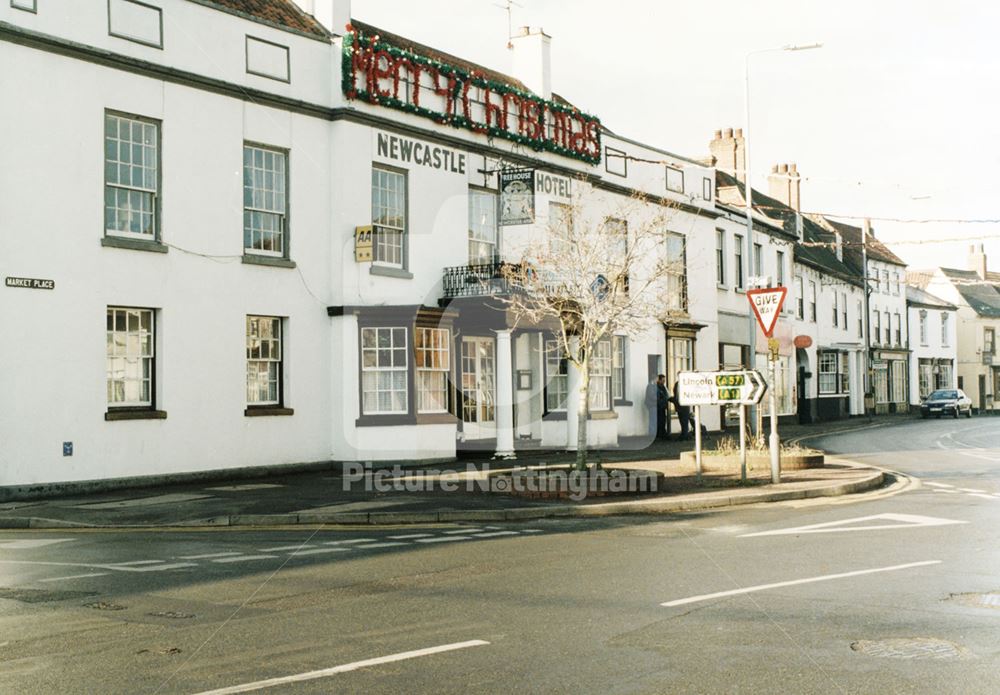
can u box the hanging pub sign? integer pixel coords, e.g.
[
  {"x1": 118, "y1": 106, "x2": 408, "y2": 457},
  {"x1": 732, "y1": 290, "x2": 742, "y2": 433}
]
[
  {"x1": 342, "y1": 25, "x2": 602, "y2": 165},
  {"x1": 499, "y1": 168, "x2": 535, "y2": 225}
]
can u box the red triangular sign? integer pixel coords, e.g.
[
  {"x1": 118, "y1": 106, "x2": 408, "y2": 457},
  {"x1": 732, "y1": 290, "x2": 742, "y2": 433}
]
[{"x1": 747, "y1": 287, "x2": 788, "y2": 337}]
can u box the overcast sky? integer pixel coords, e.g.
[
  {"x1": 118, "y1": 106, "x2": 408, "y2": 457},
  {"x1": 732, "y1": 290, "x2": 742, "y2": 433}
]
[{"x1": 352, "y1": 0, "x2": 1000, "y2": 274}]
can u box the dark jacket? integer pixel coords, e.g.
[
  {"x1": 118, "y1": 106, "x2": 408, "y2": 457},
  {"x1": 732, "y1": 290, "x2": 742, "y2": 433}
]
[{"x1": 656, "y1": 383, "x2": 670, "y2": 409}]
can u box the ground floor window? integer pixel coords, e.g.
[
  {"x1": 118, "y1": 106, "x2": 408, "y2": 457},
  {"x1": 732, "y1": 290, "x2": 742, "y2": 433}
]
[
  {"x1": 246, "y1": 315, "x2": 282, "y2": 405},
  {"x1": 935, "y1": 361, "x2": 953, "y2": 390},
  {"x1": 361, "y1": 327, "x2": 408, "y2": 414},
  {"x1": 107, "y1": 307, "x2": 154, "y2": 406},
  {"x1": 818, "y1": 351, "x2": 841, "y2": 395},
  {"x1": 590, "y1": 339, "x2": 612, "y2": 411},
  {"x1": 667, "y1": 337, "x2": 694, "y2": 388},
  {"x1": 545, "y1": 339, "x2": 569, "y2": 412},
  {"x1": 461, "y1": 337, "x2": 495, "y2": 423},
  {"x1": 918, "y1": 359, "x2": 933, "y2": 400},
  {"x1": 612, "y1": 335, "x2": 626, "y2": 402},
  {"x1": 890, "y1": 359, "x2": 907, "y2": 403},
  {"x1": 874, "y1": 363, "x2": 889, "y2": 404},
  {"x1": 416, "y1": 327, "x2": 450, "y2": 413}
]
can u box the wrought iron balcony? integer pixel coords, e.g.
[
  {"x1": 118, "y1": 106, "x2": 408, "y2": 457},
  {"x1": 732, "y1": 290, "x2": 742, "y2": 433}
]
[{"x1": 442, "y1": 261, "x2": 518, "y2": 299}]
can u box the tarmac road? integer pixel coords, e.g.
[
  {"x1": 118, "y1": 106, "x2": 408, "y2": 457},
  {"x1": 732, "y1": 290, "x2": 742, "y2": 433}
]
[{"x1": 1, "y1": 416, "x2": 998, "y2": 694}]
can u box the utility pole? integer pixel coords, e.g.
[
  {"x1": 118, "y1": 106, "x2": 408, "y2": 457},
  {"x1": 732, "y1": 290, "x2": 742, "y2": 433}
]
[{"x1": 862, "y1": 218, "x2": 873, "y2": 420}]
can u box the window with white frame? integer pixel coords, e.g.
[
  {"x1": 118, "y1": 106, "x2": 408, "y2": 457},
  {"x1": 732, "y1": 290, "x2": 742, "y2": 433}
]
[
  {"x1": 604, "y1": 218, "x2": 629, "y2": 292},
  {"x1": 841, "y1": 292, "x2": 848, "y2": 329},
  {"x1": 716, "y1": 230, "x2": 725, "y2": 286},
  {"x1": 361, "y1": 327, "x2": 408, "y2": 414},
  {"x1": 372, "y1": 167, "x2": 406, "y2": 267},
  {"x1": 832, "y1": 291, "x2": 839, "y2": 327},
  {"x1": 881, "y1": 270, "x2": 890, "y2": 294},
  {"x1": 548, "y1": 202, "x2": 573, "y2": 260},
  {"x1": 893, "y1": 271, "x2": 901, "y2": 295},
  {"x1": 857, "y1": 299, "x2": 863, "y2": 338},
  {"x1": 874, "y1": 362, "x2": 889, "y2": 403},
  {"x1": 612, "y1": 335, "x2": 626, "y2": 402},
  {"x1": 869, "y1": 263, "x2": 879, "y2": 292},
  {"x1": 883, "y1": 310, "x2": 890, "y2": 344},
  {"x1": 105, "y1": 113, "x2": 158, "y2": 238},
  {"x1": 918, "y1": 359, "x2": 933, "y2": 399},
  {"x1": 246, "y1": 315, "x2": 282, "y2": 405},
  {"x1": 667, "y1": 337, "x2": 694, "y2": 389},
  {"x1": 986, "y1": 327, "x2": 996, "y2": 355},
  {"x1": 590, "y1": 339, "x2": 612, "y2": 411},
  {"x1": 545, "y1": 339, "x2": 568, "y2": 412},
  {"x1": 415, "y1": 327, "x2": 450, "y2": 413},
  {"x1": 890, "y1": 360, "x2": 906, "y2": 402},
  {"x1": 752, "y1": 242, "x2": 763, "y2": 279},
  {"x1": 936, "y1": 361, "x2": 953, "y2": 390},
  {"x1": 734, "y1": 234, "x2": 744, "y2": 290},
  {"x1": 919, "y1": 310, "x2": 928, "y2": 345},
  {"x1": 874, "y1": 311, "x2": 881, "y2": 346},
  {"x1": 894, "y1": 312, "x2": 902, "y2": 346},
  {"x1": 776, "y1": 250, "x2": 785, "y2": 288},
  {"x1": 106, "y1": 307, "x2": 154, "y2": 406},
  {"x1": 243, "y1": 145, "x2": 287, "y2": 256},
  {"x1": 809, "y1": 280, "x2": 817, "y2": 322},
  {"x1": 818, "y1": 351, "x2": 839, "y2": 394},
  {"x1": 665, "y1": 231, "x2": 687, "y2": 311},
  {"x1": 468, "y1": 188, "x2": 498, "y2": 264},
  {"x1": 941, "y1": 312, "x2": 950, "y2": 346},
  {"x1": 795, "y1": 275, "x2": 804, "y2": 319}
]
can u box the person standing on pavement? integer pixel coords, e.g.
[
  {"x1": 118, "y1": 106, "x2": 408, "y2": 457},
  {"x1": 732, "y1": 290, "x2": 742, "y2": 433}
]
[
  {"x1": 656, "y1": 374, "x2": 671, "y2": 440},
  {"x1": 673, "y1": 379, "x2": 692, "y2": 440}
]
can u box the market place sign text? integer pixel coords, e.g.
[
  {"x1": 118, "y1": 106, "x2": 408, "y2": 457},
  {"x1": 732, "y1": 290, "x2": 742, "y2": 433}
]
[{"x1": 343, "y1": 26, "x2": 602, "y2": 165}]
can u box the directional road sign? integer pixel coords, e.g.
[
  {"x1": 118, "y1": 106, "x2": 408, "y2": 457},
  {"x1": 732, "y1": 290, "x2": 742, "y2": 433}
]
[
  {"x1": 747, "y1": 287, "x2": 787, "y2": 337},
  {"x1": 676, "y1": 370, "x2": 767, "y2": 406}
]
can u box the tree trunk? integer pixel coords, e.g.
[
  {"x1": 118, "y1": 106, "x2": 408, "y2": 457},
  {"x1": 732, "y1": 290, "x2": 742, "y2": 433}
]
[{"x1": 576, "y1": 361, "x2": 590, "y2": 471}]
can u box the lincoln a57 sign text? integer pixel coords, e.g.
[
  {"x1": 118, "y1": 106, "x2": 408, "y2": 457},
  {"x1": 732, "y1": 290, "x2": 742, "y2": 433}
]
[{"x1": 343, "y1": 26, "x2": 602, "y2": 164}]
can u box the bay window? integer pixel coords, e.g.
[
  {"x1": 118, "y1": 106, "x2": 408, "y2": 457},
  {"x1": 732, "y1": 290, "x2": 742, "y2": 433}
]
[
  {"x1": 361, "y1": 327, "x2": 408, "y2": 414},
  {"x1": 415, "y1": 328, "x2": 450, "y2": 413}
]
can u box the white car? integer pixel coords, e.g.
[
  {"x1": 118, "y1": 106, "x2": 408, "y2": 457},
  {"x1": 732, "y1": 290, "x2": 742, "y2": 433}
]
[{"x1": 920, "y1": 389, "x2": 973, "y2": 418}]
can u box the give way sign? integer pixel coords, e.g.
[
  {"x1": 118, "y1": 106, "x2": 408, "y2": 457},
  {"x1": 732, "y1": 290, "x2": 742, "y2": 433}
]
[{"x1": 747, "y1": 287, "x2": 787, "y2": 337}]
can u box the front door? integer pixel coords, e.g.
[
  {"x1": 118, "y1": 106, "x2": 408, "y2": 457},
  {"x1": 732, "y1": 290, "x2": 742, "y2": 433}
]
[{"x1": 461, "y1": 337, "x2": 496, "y2": 440}]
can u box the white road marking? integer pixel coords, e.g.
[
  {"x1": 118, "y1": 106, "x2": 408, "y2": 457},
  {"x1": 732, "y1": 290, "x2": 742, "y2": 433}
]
[
  {"x1": 924, "y1": 482, "x2": 954, "y2": 489},
  {"x1": 109, "y1": 560, "x2": 166, "y2": 566},
  {"x1": 37, "y1": 572, "x2": 109, "y2": 583},
  {"x1": 356, "y1": 542, "x2": 409, "y2": 549},
  {"x1": 958, "y1": 488, "x2": 987, "y2": 493},
  {"x1": 521, "y1": 529, "x2": 543, "y2": 533},
  {"x1": 443, "y1": 528, "x2": 482, "y2": 535},
  {"x1": 661, "y1": 561, "x2": 942, "y2": 607},
  {"x1": 740, "y1": 513, "x2": 968, "y2": 538},
  {"x1": 416, "y1": 536, "x2": 470, "y2": 543},
  {"x1": 388, "y1": 533, "x2": 433, "y2": 540},
  {"x1": 0, "y1": 559, "x2": 194, "y2": 573},
  {"x1": 470, "y1": 531, "x2": 520, "y2": 538},
  {"x1": 70, "y1": 493, "x2": 213, "y2": 509},
  {"x1": 287, "y1": 548, "x2": 350, "y2": 556},
  {"x1": 212, "y1": 555, "x2": 277, "y2": 564},
  {"x1": 179, "y1": 552, "x2": 244, "y2": 560},
  {"x1": 967, "y1": 493, "x2": 997, "y2": 500},
  {"x1": 191, "y1": 640, "x2": 491, "y2": 695},
  {"x1": 322, "y1": 539, "x2": 376, "y2": 545},
  {"x1": 259, "y1": 544, "x2": 314, "y2": 552},
  {"x1": 205, "y1": 484, "x2": 283, "y2": 491},
  {"x1": 0, "y1": 539, "x2": 74, "y2": 550}
]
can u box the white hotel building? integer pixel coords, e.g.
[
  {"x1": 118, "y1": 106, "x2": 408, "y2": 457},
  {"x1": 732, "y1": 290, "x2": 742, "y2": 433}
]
[{"x1": 1, "y1": 0, "x2": 722, "y2": 494}]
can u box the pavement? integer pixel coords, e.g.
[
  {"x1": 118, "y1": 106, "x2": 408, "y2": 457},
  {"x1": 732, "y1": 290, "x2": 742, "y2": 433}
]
[{"x1": 0, "y1": 417, "x2": 903, "y2": 529}]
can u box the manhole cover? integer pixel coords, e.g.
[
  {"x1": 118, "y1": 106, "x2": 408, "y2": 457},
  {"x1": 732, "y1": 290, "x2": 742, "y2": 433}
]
[
  {"x1": 947, "y1": 592, "x2": 1000, "y2": 609},
  {"x1": 147, "y1": 611, "x2": 195, "y2": 619},
  {"x1": 851, "y1": 638, "x2": 965, "y2": 660},
  {"x1": 0, "y1": 588, "x2": 96, "y2": 604},
  {"x1": 84, "y1": 601, "x2": 127, "y2": 611},
  {"x1": 136, "y1": 647, "x2": 182, "y2": 656}
]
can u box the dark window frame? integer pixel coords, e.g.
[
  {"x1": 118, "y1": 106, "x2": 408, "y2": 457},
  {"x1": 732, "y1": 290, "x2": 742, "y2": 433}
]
[{"x1": 107, "y1": 0, "x2": 164, "y2": 50}]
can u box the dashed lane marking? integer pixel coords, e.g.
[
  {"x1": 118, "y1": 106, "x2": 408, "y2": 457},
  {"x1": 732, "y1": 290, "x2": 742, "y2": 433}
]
[
  {"x1": 470, "y1": 531, "x2": 520, "y2": 538},
  {"x1": 388, "y1": 533, "x2": 434, "y2": 540},
  {"x1": 179, "y1": 552, "x2": 244, "y2": 560},
  {"x1": 37, "y1": 573, "x2": 109, "y2": 583},
  {"x1": 443, "y1": 528, "x2": 483, "y2": 535},
  {"x1": 287, "y1": 548, "x2": 350, "y2": 556},
  {"x1": 415, "y1": 536, "x2": 470, "y2": 544},
  {"x1": 356, "y1": 542, "x2": 409, "y2": 549},
  {"x1": 259, "y1": 544, "x2": 315, "y2": 552},
  {"x1": 322, "y1": 539, "x2": 376, "y2": 545},
  {"x1": 0, "y1": 539, "x2": 74, "y2": 550},
  {"x1": 958, "y1": 488, "x2": 987, "y2": 493},
  {"x1": 212, "y1": 555, "x2": 277, "y2": 564}
]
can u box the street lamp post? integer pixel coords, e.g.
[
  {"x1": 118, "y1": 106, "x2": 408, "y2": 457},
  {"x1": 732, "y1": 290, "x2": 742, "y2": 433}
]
[{"x1": 742, "y1": 42, "x2": 822, "y2": 470}]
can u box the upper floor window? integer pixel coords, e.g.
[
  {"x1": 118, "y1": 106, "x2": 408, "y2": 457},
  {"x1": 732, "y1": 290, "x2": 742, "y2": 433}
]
[
  {"x1": 795, "y1": 276, "x2": 804, "y2": 319},
  {"x1": 415, "y1": 328, "x2": 450, "y2": 414},
  {"x1": 734, "y1": 234, "x2": 744, "y2": 290},
  {"x1": 715, "y1": 230, "x2": 726, "y2": 286},
  {"x1": 857, "y1": 299, "x2": 863, "y2": 338},
  {"x1": 874, "y1": 311, "x2": 881, "y2": 345},
  {"x1": 372, "y1": 167, "x2": 406, "y2": 267},
  {"x1": 986, "y1": 328, "x2": 996, "y2": 355},
  {"x1": 105, "y1": 112, "x2": 159, "y2": 239},
  {"x1": 919, "y1": 310, "x2": 928, "y2": 345},
  {"x1": 841, "y1": 292, "x2": 848, "y2": 329},
  {"x1": 893, "y1": 271, "x2": 901, "y2": 296},
  {"x1": 832, "y1": 291, "x2": 839, "y2": 327},
  {"x1": 107, "y1": 307, "x2": 154, "y2": 407},
  {"x1": 894, "y1": 312, "x2": 902, "y2": 345},
  {"x1": 590, "y1": 340, "x2": 612, "y2": 411},
  {"x1": 776, "y1": 250, "x2": 785, "y2": 288},
  {"x1": 243, "y1": 145, "x2": 288, "y2": 257},
  {"x1": 665, "y1": 231, "x2": 687, "y2": 312},
  {"x1": 809, "y1": 280, "x2": 817, "y2": 322},
  {"x1": 881, "y1": 270, "x2": 890, "y2": 294},
  {"x1": 361, "y1": 327, "x2": 408, "y2": 414},
  {"x1": 246, "y1": 315, "x2": 283, "y2": 405},
  {"x1": 941, "y1": 312, "x2": 950, "y2": 347},
  {"x1": 468, "y1": 188, "x2": 498, "y2": 264},
  {"x1": 883, "y1": 310, "x2": 890, "y2": 344},
  {"x1": 752, "y1": 242, "x2": 763, "y2": 279},
  {"x1": 604, "y1": 218, "x2": 629, "y2": 291},
  {"x1": 666, "y1": 166, "x2": 684, "y2": 193}
]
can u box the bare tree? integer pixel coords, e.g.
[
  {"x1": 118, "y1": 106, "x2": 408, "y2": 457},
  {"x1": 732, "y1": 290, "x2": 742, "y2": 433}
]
[{"x1": 499, "y1": 182, "x2": 685, "y2": 469}]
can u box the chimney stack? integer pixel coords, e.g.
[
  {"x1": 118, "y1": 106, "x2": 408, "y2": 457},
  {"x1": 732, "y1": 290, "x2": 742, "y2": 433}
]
[
  {"x1": 709, "y1": 127, "x2": 746, "y2": 184},
  {"x1": 767, "y1": 162, "x2": 801, "y2": 212},
  {"x1": 510, "y1": 27, "x2": 552, "y2": 100},
  {"x1": 291, "y1": 0, "x2": 351, "y2": 35},
  {"x1": 969, "y1": 243, "x2": 988, "y2": 280}
]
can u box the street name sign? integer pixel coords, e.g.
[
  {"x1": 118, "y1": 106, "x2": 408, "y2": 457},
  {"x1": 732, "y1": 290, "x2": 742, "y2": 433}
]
[
  {"x1": 747, "y1": 287, "x2": 787, "y2": 337},
  {"x1": 677, "y1": 370, "x2": 767, "y2": 406}
]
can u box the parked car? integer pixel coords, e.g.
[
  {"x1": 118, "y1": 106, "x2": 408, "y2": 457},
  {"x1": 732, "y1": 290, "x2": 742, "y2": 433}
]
[{"x1": 920, "y1": 389, "x2": 973, "y2": 418}]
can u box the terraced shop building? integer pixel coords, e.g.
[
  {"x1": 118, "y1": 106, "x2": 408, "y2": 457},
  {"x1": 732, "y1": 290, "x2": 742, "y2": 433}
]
[{"x1": 0, "y1": 0, "x2": 720, "y2": 495}]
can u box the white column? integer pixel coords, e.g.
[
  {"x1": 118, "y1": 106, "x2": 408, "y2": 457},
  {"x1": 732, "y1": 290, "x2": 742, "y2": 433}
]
[{"x1": 494, "y1": 330, "x2": 515, "y2": 459}]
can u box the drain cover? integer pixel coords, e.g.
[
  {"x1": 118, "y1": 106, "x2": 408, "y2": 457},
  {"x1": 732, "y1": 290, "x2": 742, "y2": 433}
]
[
  {"x1": 147, "y1": 611, "x2": 195, "y2": 620},
  {"x1": 947, "y1": 592, "x2": 1000, "y2": 609},
  {"x1": 851, "y1": 638, "x2": 965, "y2": 660},
  {"x1": 84, "y1": 601, "x2": 127, "y2": 611}
]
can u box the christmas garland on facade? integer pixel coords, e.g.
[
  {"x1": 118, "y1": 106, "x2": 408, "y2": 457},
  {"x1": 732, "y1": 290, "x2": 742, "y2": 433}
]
[{"x1": 342, "y1": 26, "x2": 602, "y2": 165}]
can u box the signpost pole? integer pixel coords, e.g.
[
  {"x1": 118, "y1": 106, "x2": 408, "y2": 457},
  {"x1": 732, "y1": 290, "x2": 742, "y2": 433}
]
[
  {"x1": 694, "y1": 406, "x2": 702, "y2": 483},
  {"x1": 768, "y1": 348, "x2": 781, "y2": 484},
  {"x1": 738, "y1": 405, "x2": 747, "y2": 483}
]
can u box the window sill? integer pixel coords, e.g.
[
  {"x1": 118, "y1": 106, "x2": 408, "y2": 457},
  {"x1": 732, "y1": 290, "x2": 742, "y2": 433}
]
[
  {"x1": 614, "y1": 399, "x2": 633, "y2": 407},
  {"x1": 356, "y1": 413, "x2": 416, "y2": 427},
  {"x1": 590, "y1": 410, "x2": 619, "y2": 420},
  {"x1": 717, "y1": 284, "x2": 728, "y2": 291},
  {"x1": 105, "y1": 409, "x2": 168, "y2": 421},
  {"x1": 242, "y1": 255, "x2": 296, "y2": 269},
  {"x1": 245, "y1": 407, "x2": 294, "y2": 417},
  {"x1": 370, "y1": 265, "x2": 414, "y2": 280},
  {"x1": 416, "y1": 413, "x2": 459, "y2": 425},
  {"x1": 542, "y1": 411, "x2": 619, "y2": 421},
  {"x1": 101, "y1": 236, "x2": 168, "y2": 254}
]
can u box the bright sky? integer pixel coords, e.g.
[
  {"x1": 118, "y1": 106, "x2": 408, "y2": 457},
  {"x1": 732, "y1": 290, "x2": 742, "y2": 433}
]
[{"x1": 352, "y1": 0, "x2": 1000, "y2": 275}]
